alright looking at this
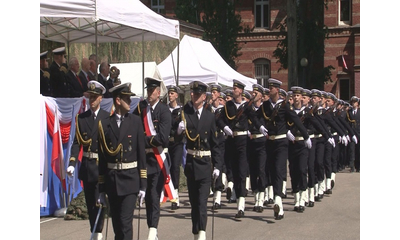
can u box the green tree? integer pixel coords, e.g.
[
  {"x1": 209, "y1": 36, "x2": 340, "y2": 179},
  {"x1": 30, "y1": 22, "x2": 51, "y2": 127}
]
[{"x1": 273, "y1": 0, "x2": 334, "y2": 89}]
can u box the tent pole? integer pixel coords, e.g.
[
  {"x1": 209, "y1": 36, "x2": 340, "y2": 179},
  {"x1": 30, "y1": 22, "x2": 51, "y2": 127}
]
[
  {"x1": 177, "y1": 39, "x2": 180, "y2": 86},
  {"x1": 95, "y1": 21, "x2": 98, "y2": 79},
  {"x1": 142, "y1": 30, "x2": 145, "y2": 98}
]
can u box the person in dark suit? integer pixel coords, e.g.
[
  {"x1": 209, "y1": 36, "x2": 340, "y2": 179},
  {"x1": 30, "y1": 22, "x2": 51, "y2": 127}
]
[
  {"x1": 132, "y1": 77, "x2": 171, "y2": 240},
  {"x1": 176, "y1": 81, "x2": 222, "y2": 240},
  {"x1": 347, "y1": 96, "x2": 360, "y2": 172},
  {"x1": 166, "y1": 85, "x2": 184, "y2": 210},
  {"x1": 49, "y1": 46, "x2": 70, "y2": 97},
  {"x1": 67, "y1": 81, "x2": 109, "y2": 240},
  {"x1": 98, "y1": 62, "x2": 111, "y2": 98},
  {"x1": 88, "y1": 59, "x2": 97, "y2": 81},
  {"x1": 66, "y1": 57, "x2": 85, "y2": 98},
  {"x1": 97, "y1": 82, "x2": 147, "y2": 240},
  {"x1": 40, "y1": 51, "x2": 52, "y2": 96},
  {"x1": 254, "y1": 78, "x2": 311, "y2": 220},
  {"x1": 78, "y1": 57, "x2": 90, "y2": 93},
  {"x1": 217, "y1": 79, "x2": 265, "y2": 219}
]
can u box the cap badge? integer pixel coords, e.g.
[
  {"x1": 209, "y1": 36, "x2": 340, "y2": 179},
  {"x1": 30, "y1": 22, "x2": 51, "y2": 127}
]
[{"x1": 90, "y1": 83, "x2": 96, "y2": 90}]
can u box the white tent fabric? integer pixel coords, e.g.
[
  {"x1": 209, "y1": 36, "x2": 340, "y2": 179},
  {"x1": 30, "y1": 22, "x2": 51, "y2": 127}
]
[
  {"x1": 40, "y1": 0, "x2": 180, "y2": 43},
  {"x1": 110, "y1": 62, "x2": 167, "y2": 98},
  {"x1": 158, "y1": 35, "x2": 257, "y2": 91}
]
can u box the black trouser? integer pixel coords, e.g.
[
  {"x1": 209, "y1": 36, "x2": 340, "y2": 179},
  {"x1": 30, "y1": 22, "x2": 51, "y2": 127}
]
[
  {"x1": 224, "y1": 136, "x2": 233, "y2": 184},
  {"x1": 315, "y1": 137, "x2": 325, "y2": 182},
  {"x1": 248, "y1": 138, "x2": 267, "y2": 193},
  {"x1": 266, "y1": 138, "x2": 288, "y2": 198},
  {"x1": 145, "y1": 171, "x2": 165, "y2": 228},
  {"x1": 225, "y1": 135, "x2": 248, "y2": 198},
  {"x1": 323, "y1": 137, "x2": 333, "y2": 179},
  {"x1": 83, "y1": 181, "x2": 105, "y2": 234},
  {"x1": 288, "y1": 140, "x2": 308, "y2": 193},
  {"x1": 331, "y1": 135, "x2": 340, "y2": 173},
  {"x1": 108, "y1": 192, "x2": 137, "y2": 240},
  {"x1": 338, "y1": 142, "x2": 347, "y2": 170},
  {"x1": 185, "y1": 158, "x2": 211, "y2": 234},
  {"x1": 307, "y1": 138, "x2": 317, "y2": 188},
  {"x1": 214, "y1": 132, "x2": 226, "y2": 192},
  {"x1": 355, "y1": 140, "x2": 360, "y2": 171},
  {"x1": 168, "y1": 141, "x2": 184, "y2": 191}
]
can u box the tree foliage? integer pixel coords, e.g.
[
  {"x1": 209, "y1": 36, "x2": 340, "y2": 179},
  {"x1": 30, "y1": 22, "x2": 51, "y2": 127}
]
[{"x1": 273, "y1": 0, "x2": 335, "y2": 88}]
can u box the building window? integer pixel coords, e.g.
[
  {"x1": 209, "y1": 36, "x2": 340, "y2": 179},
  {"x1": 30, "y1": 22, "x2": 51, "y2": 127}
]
[
  {"x1": 254, "y1": 58, "x2": 270, "y2": 87},
  {"x1": 151, "y1": 0, "x2": 165, "y2": 15},
  {"x1": 339, "y1": 78, "x2": 350, "y2": 101},
  {"x1": 339, "y1": 0, "x2": 351, "y2": 25},
  {"x1": 255, "y1": 0, "x2": 270, "y2": 29}
]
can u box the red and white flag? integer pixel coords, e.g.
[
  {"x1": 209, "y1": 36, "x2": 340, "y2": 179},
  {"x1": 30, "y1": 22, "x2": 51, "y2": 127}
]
[
  {"x1": 51, "y1": 107, "x2": 66, "y2": 191},
  {"x1": 342, "y1": 54, "x2": 348, "y2": 70}
]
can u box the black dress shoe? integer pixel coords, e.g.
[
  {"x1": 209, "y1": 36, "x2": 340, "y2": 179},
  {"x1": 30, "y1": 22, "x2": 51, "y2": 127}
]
[
  {"x1": 226, "y1": 188, "x2": 232, "y2": 200},
  {"x1": 315, "y1": 196, "x2": 321, "y2": 202},
  {"x1": 294, "y1": 206, "x2": 299, "y2": 212},
  {"x1": 308, "y1": 201, "x2": 314, "y2": 207},
  {"x1": 298, "y1": 206, "x2": 305, "y2": 213},
  {"x1": 273, "y1": 204, "x2": 280, "y2": 218},
  {"x1": 171, "y1": 202, "x2": 179, "y2": 210},
  {"x1": 253, "y1": 206, "x2": 257, "y2": 212},
  {"x1": 256, "y1": 206, "x2": 263, "y2": 213},
  {"x1": 213, "y1": 203, "x2": 221, "y2": 210},
  {"x1": 325, "y1": 189, "x2": 332, "y2": 195},
  {"x1": 235, "y1": 210, "x2": 244, "y2": 218},
  {"x1": 319, "y1": 194, "x2": 324, "y2": 199},
  {"x1": 268, "y1": 198, "x2": 274, "y2": 204},
  {"x1": 305, "y1": 201, "x2": 309, "y2": 206},
  {"x1": 331, "y1": 179, "x2": 335, "y2": 189}
]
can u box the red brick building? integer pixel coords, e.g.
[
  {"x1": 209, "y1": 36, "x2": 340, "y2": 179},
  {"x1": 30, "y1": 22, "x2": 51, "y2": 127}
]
[{"x1": 142, "y1": 0, "x2": 360, "y2": 100}]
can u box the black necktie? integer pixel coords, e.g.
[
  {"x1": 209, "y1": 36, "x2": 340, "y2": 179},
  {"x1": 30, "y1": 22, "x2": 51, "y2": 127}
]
[{"x1": 196, "y1": 110, "x2": 200, "y2": 119}]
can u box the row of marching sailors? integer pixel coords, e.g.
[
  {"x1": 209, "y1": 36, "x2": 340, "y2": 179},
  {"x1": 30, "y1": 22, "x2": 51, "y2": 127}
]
[{"x1": 167, "y1": 77, "x2": 360, "y2": 222}]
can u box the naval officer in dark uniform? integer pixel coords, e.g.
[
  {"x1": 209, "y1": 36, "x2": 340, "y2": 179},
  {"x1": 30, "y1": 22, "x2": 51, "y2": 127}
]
[
  {"x1": 254, "y1": 78, "x2": 311, "y2": 220},
  {"x1": 217, "y1": 79, "x2": 266, "y2": 219},
  {"x1": 132, "y1": 77, "x2": 171, "y2": 240},
  {"x1": 67, "y1": 81, "x2": 109, "y2": 240},
  {"x1": 166, "y1": 85, "x2": 184, "y2": 210},
  {"x1": 177, "y1": 81, "x2": 222, "y2": 240},
  {"x1": 97, "y1": 82, "x2": 147, "y2": 240},
  {"x1": 49, "y1": 46, "x2": 70, "y2": 97}
]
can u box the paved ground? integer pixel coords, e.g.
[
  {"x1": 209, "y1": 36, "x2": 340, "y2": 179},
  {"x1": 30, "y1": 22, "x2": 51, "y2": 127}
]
[{"x1": 40, "y1": 168, "x2": 360, "y2": 240}]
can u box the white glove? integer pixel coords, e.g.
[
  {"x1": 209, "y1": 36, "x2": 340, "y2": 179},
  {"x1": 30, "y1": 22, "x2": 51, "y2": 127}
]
[
  {"x1": 223, "y1": 126, "x2": 233, "y2": 136},
  {"x1": 259, "y1": 125, "x2": 268, "y2": 137},
  {"x1": 346, "y1": 135, "x2": 351, "y2": 142},
  {"x1": 213, "y1": 168, "x2": 220, "y2": 180},
  {"x1": 304, "y1": 137, "x2": 312, "y2": 149},
  {"x1": 97, "y1": 192, "x2": 106, "y2": 206},
  {"x1": 352, "y1": 135, "x2": 358, "y2": 144},
  {"x1": 286, "y1": 130, "x2": 295, "y2": 142},
  {"x1": 247, "y1": 131, "x2": 251, "y2": 138},
  {"x1": 67, "y1": 166, "x2": 75, "y2": 176},
  {"x1": 328, "y1": 137, "x2": 336, "y2": 148},
  {"x1": 138, "y1": 190, "x2": 146, "y2": 207},
  {"x1": 177, "y1": 121, "x2": 185, "y2": 135},
  {"x1": 341, "y1": 135, "x2": 348, "y2": 146},
  {"x1": 338, "y1": 136, "x2": 342, "y2": 142}
]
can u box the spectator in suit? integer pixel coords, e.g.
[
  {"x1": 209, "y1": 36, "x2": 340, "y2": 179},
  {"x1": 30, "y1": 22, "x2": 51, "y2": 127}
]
[
  {"x1": 98, "y1": 62, "x2": 111, "y2": 98},
  {"x1": 66, "y1": 57, "x2": 85, "y2": 98},
  {"x1": 78, "y1": 57, "x2": 90, "y2": 93},
  {"x1": 88, "y1": 59, "x2": 97, "y2": 80},
  {"x1": 40, "y1": 51, "x2": 51, "y2": 96}
]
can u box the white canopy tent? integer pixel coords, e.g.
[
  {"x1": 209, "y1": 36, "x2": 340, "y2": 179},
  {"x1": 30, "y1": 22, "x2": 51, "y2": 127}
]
[
  {"x1": 40, "y1": 0, "x2": 180, "y2": 43},
  {"x1": 158, "y1": 35, "x2": 257, "y2": 91}
]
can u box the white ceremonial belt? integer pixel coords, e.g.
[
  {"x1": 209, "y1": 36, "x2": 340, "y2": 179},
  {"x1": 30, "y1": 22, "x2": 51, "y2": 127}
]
[
  {"x1": 332, "y1": 132, "x2": 338, "y2": 136},
  {"x1": 314, "y1": 134, "x2": 323, "y2": 138},
  {"x1": 107, "y1": 162, "x2": 137, "y2": 170},
  {"x1": 295, "y1": 134, "x2": 314, "y2": 141},
  {"x1": 251, "y1": 134, "x2": 264, "y2": 139},
  {"x1": 145, "y1": 148, "x2": 168, "y2": 154},
  {"x1": 83, "y1": 152, "x2": 98, "y2": 159},
  {"x1": 233, "y1": 131, "x2": 248, "y2": 136},
  {"x1": 187, "y1": 149, "x2": 211, "y2": 157},
  {"x1": 268, "y1": 134, "x2": 287, "y2": 140}
]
